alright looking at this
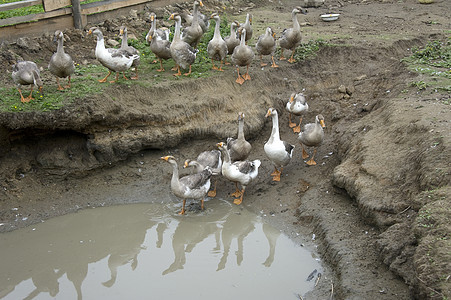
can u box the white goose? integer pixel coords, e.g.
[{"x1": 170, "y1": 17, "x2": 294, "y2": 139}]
[
  {"x1": 286, "y1": 92, "x2": 309, "y2": 133},
  {"x1": 264, "y1": 108, "x2": 295, "y2": 181},
  {"x1": 184, "y1": 149, "x2": 222, "y2": 197},
  {"x1": 161, "y1": 155, "x2": 212, "y2": 215},
  {"x1": 298, "y1": 114, "x2": 326, "y2": 166},
  {"x1": 88, "y1": 27, "x2": 139, "y2": 83},
  {"x1": 217, "y1": 142, "x2": 260, "y2": 205}
]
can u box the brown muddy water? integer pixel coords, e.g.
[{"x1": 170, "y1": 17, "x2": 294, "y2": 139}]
[{"x1": 0, "y1": 200, "x2": 322, "y2": 300}]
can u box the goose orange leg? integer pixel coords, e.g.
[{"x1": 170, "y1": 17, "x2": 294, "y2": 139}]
[
  {"x1": 211, "y1": 59, "x2": 219, "y2": 70},
  {"x1": 270, "y1": 55, "x2": 279, "y2": 68},
  {"x1": 56, "y1": 77, "x2": 64, "y2": 90},
  {"x1": 242, "y1": 65, "x2": 251, "y2": 81},
  {"x1": 183, "y1": 65, "x2": 192, "y2": 76},
  {"x1": 231, "y1": 182, "x2": 242, "y2": 197},
  {"x1": 207, "y1": 180, "x2": 217, "y2": 197},
  {"x1": 109, "y1": 72, "x2": 121, "y2": 83},
  {"x1": 280, "y1": 49, "x2": 286, "y2": 61},
  {"x1": 156, "y1": 59, "x2": 165, "y2": 72},
  {"x1": 301, "y1": 144, "x2": 309, "y2": 159},
  {"x1": 218, "y1": 60, "x2": 225, "y2": 72},
  {"x1": 233, "y1": 189, "x2": 245, "y2": 205},
  {"x1": 17, "y1": 88, "x2": 28, "y2": 103},
  {"x1": 288, "y1": 49, "x2": 296, "y2": 63},
  {"x1": 98, "y1": 70, "x2": 112, "y2": 83},
  {"x1": 235, "y1": 67, "x2": 245, "y2": 85},
  {"x1": 271, "y1": 167, "x2": 282, "y2": 182},
  {"x1": 173, "y1": 65, "x2": 182, "y2": 77},
  {"x1": 178, "y1": 199, "x2": 186, "y2": 215},
  {"x1": 293, "y1": 117, "x2": 302, "y2": 133},
  {"x1": 64, "y1": 76, "x2": 72, "y2": 89},
  {"x1": 306, "y1": 148, "x2": 318, "y2": 166}
]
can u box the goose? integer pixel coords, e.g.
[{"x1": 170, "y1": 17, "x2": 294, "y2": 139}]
[
  {"x1": 184, "y1": 149, "x2": 222, "y2": 197},
  {"x1": 286, "y1": 92, "x2": 309, "y2": 133},
  {"x1": 238, "y1": 13, "x2": 252, "y2": 44},
  {"x1": 168, "y1": 13, "x2": 198, "y2": 76},
  {"x1": 11, "y1": 61, "x2": 43, "y2": 103},
  {"x1": 48, "y1": 30, "x2": 75, "y2": 90},
  {"x1": 264, "y1": 108, "x2": 295, "y2": 181},
  {"x1": 227, "y1": 112, "x2": 252, "y2": 162},
  {"x1": 180, "y1": 6, "x2": 209, "y2": 33},
  {"x1": 207, "y1": 13, "x2": 228, "y2": 71},
  {"x1": 147, "y1": 28, "x2": 172, "y2": 72},
  {"x1": 161, "y1": 155, "x2": 212, "y2": 215},
  {"x1": 255, "y1": 27, "x2": 278, "y2": 68},
  {"x1": 217, "y1": 142, "x2": 260, "y2": 205},
  {"x1": 224, "y1": 21, "x2": 240, "y2": 65},
  {"x1": 146, "y1": 12, "x2": 170, "y2": 43},
  {"x1": 231, "y1": 28, "x2": 254, "y2": 85},
  {"x1": 181, "y1": 0, "x2": 204, "y2": 48},
  {"x1": 87, "y1": 27, "x2": 139, "y2": 83},
  {"x1": 279, "y1": 7, "x2": 307, "y2": 63},
  {"x1": 298, "y1": 114, "x2": 326, "y2": 166},
  {"x1": 119, "y1": 26, "x2": 140, "y2": 79}
]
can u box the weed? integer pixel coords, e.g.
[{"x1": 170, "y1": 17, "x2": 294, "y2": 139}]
[{"x1": 410, "y1": 80, "x2": 428, "y2": 90}]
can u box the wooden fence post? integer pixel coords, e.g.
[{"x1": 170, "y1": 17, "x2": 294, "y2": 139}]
[{"x1": 71, "y1": 0, "x2": 83, "y2": 29}]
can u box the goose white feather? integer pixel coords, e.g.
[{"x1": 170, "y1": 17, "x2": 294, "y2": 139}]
[{"x1": 264, "y1": 108, "x2": 295, "y2": 181}]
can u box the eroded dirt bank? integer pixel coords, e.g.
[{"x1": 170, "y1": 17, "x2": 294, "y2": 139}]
[{"x1": 0, "y1": 0, "x2": 450, "y2": 299}]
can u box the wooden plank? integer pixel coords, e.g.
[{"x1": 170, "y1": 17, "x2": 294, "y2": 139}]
[
  {"x1": 82, "y1": 0, "x2": 150, "y2": 15},
  {"x1": 0, "y1": 0, "x2": 42, "y2": 12},
  {"x1": 0, "y1": 14, "x2": 73, "y2": 40},
  {"x1": 0, "y1": 7, "x2": 71, "y2": 27},
  {"x1": 42, "y1": 0, "x2": 71, "y2": 12}
]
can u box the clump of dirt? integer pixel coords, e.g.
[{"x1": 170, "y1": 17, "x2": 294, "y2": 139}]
[{"x1": 0, "y1": 0, "x2": 450, "y2": 299}]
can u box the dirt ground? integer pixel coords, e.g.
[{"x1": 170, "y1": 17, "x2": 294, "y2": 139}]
[{"x1": 0, "y1": 0, "x2": 450, "y2": 299}]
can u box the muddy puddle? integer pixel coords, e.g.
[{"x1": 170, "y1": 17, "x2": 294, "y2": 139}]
[{"x1": 0, "y1": 199, "x2": 322, "y2": 300}]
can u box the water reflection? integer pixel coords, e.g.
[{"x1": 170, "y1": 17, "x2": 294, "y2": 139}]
[{"x1": 0, "y1": 200, "x2": 321, "y2": 300}]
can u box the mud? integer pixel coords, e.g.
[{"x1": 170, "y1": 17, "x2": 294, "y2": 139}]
[{"x1": 0, "y1": 0, "x2": 450, "y2": 299}]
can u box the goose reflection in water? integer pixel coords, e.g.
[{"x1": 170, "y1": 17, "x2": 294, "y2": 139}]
[
  {"x1": 0, "y1": 205, "x2": 160, "y2": 300},
  {"x1": 0, "y1": 202, "x2": 285, "y2": 300}
]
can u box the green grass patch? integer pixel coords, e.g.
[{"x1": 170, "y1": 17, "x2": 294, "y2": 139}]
[
  {"x1": 402, "y1": 38, "x2": 451, "y2": 92},
  {"x1": 0, "y1": 0, "x2": 43, "y2": 20},
  {"x1": 0, "y1": 64, "x2": 105, "y2": 113}
]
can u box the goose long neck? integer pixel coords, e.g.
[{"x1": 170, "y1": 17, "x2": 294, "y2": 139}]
[
  {"x1": 269, "y1": 113, "x2": 280, "y2": 142},
  {"x1": 214, "y1": 17, "x2": 221, "y2": 38},
  {"x1": 95, "y1": 32, "x2": 105, "y2": 53},
  {"x1": 169, "y1": 160, "x2": 180, "y2": 186},
  {"x1": 230, "y1": 22, "x2": 235, "y2": 34},
  {"x1": 240, "y1": 30, "x2": 246, "y2": 46},
  {"x1": 121, "y1": 30, "x2": 128, "y2": 48},
  {"x1": 237, "y1": 118, "x2": 245, "y2": 140},
  {"x1": 220, "y1": 147, "x2": 231, "y2": 164},
  {"x1": 292, "y1": 11, "x2": 300, "y2": 31},
  {"x1": 192, "y1": 4, "x2": 199, "y2": 25},
  {"x1": 174, "y1": 17, "x2": 181, "y2": 41},
  {"x1": 57, "y1": 36, "x2": 65, "y2": 54}
]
